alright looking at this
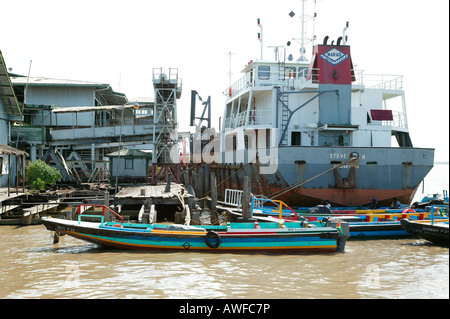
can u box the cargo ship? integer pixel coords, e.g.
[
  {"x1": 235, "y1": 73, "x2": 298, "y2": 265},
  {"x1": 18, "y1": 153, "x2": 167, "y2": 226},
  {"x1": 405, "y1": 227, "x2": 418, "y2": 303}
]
[{"x1": 191, "y1": 2, "x2": 435, "y2": 208}]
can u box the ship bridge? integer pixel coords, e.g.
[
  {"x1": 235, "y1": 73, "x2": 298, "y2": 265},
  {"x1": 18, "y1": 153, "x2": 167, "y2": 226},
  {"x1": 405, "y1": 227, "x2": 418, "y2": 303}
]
[
  {"x1": 226, "y1": 59, "x2": 316, "y2": 101},
  {"x1": 222, "y1": 47, "x2": 411, "y2": 149}
]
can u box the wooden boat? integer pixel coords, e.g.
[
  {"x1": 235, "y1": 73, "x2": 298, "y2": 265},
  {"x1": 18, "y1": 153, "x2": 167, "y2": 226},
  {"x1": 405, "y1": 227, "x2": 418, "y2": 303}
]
[
  {"x1": 412, "y1": 190, "x2": 449, "y2": 209},
  {"x1": 315, "y1": 216, "x2": 409, "y2": 239},
  {"x1": 400, "y1": 219, "x2": 449, "y2": 246},
  {"x1": 41, "y1": 205, "x2": 349, "y2": 253},
  {"x1": 248, "y1": 198, "x2": 446, "y2": 239}
]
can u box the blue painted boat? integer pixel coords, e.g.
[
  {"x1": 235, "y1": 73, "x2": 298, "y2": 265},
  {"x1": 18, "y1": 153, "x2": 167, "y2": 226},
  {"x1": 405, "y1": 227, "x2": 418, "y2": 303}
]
[
  {"x1": 248, "y1": 197, "x2": 443, "y2": 239},
  {"x1": 324, "y1": 216, "x2": 411, "y2": 239},
  {"x1": 41, "y1": 205, "x2": 349, "y2": 253},
  {"x1": 304, "y1": 213, "x2": 448, "y2": 239}
]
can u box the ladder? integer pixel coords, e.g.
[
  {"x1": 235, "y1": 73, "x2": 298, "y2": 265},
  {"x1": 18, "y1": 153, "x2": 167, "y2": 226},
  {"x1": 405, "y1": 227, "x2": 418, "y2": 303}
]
[
  {"x1": 280, "y1": 92, "x2": 289, "y2": 146},
  {"x1": 278, "y1": 60, "x2": 285, "y2": 81}
]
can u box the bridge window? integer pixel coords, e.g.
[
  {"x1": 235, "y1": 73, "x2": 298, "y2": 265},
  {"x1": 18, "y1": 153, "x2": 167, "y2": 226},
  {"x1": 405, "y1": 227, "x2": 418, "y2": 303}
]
[
  {"x1": 285, "y1": 67, "x2": 296, "y2": 78},
  {"x1": 298, "y1": 67, "x2": 308, "y2": 78},
  {"x1": 258, "y1": 66, "x2": 270, "y2": 80}
]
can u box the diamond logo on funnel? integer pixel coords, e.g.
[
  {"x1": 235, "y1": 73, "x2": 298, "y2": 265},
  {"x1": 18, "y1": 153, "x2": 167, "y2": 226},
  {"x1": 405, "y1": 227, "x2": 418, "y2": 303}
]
[{"x1": 320, "y1": 48, "x2": 349, "y2": 65}]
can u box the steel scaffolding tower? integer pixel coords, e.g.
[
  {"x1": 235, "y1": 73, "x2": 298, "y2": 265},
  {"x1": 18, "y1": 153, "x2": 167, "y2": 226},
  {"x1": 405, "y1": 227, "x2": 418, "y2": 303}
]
[{"x1": 152, "y1": 68, "x2": 182, "y2": 163}]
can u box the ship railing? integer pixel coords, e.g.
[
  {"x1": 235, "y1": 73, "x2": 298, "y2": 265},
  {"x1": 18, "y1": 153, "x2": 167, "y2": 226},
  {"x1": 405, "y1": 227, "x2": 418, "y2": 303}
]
[
  {"x1": 391, "y1": 110, "x2": 407, "y2": 128},
  {"x1": 224, "y1": 189, "x2": 297, "y2": 220},
  {"x1": 226, "y1": 68, "x2": 319, "y2": 99},
  {"x1": 224, "y1": 117, "x2": 233, "y2": 130},
  {"x1": 251, "y1": 197, "x2": 298, "y2": 220},
  {"x1": 77, "y1": 204, "x2": 123, "y2": 225},
  {"x1": 223, "y1": 111, "x2": 246, "y2": 129},
  {"x1": 368, "y1": 110, "x2": 407, "y2": 129},
  {"x1": 235, "y1": 112, "x2": 247, "y2": 127},
  {"x1": 354, "y1": 71, "x2": 403, "y2": 91},
  {"x1": 227, "y1": 71, "x2": 254, "y2": 99},
  {"x1": 224, "y1": 189, "x2": 267, "y2": 208},
  {"x1": 152, "y1": 67, "x2": 181, "y2": 85},
  {"x1": 224, "y1": 189, "x2": 253, "y2": 207},
  {"x1": 224, "y1": 110, "x2": 273, "y2": 129},
  {"x1": 247, "y1": 110, "x2": 273, "y2": 126}
]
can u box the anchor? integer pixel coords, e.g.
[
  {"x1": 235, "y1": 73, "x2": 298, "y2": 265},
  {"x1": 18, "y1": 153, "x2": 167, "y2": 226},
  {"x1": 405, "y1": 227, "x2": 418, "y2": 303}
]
[{"x1": 334, "y1": 153, "x2": 358, "y2": 189}]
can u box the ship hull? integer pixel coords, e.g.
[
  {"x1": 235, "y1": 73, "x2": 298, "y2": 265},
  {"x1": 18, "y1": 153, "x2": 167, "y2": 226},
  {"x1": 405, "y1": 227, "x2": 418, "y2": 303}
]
[{"x1": 189, "y1": 146, "x2": 434, "y2": 207}]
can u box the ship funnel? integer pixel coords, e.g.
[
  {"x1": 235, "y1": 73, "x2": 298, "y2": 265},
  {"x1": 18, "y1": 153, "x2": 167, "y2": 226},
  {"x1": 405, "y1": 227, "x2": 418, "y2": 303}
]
[
  {"x1": 306, "y1": 39, "x2": 356, "y2": 125},
  {"x1": 323, "y1": 36, "x2": 329, "y2": 45}
]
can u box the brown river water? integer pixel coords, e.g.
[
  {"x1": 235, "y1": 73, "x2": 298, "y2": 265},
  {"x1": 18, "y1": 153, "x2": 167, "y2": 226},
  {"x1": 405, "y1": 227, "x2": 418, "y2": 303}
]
[{"x1": 0, "y1": 224, "x2": 448, "y2": 299}]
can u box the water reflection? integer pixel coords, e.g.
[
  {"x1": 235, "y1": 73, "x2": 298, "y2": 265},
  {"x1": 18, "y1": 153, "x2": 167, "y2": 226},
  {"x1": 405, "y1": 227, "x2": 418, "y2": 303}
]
[{"x1": 1, "y1": 225, "x2": 448, "y2": 299}]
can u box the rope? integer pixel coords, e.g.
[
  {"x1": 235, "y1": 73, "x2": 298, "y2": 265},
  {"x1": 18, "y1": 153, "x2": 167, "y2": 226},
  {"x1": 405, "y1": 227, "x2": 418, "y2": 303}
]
[
  {"x1": 268, "y1": 157, "x2": 358, "y2": 200},
  {"x1": 196, "y1": 162, "x2": 251, "y2": 201}
]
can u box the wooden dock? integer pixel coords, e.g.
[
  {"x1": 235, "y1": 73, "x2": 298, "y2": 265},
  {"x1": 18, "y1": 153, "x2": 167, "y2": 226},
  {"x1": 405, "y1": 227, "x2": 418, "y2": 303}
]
[
  {"x1": 0, "y1": 182, "x2": 195, "y2": 225},
  {"x1": 114, "y1": 183, "x2": 191, "y2": 205},
  {"x1": 21, "y1": 202, "x2": 60, "y2": 225}
]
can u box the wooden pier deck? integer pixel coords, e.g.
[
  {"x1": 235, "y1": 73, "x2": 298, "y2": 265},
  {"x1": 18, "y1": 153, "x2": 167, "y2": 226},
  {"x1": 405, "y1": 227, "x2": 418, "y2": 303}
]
[
  {"x1": 114, "y1": 183, "x2": 190, "y2": 205},
  {"x1": 0, "y1": 183, "x2": 194, "y2": 225}
]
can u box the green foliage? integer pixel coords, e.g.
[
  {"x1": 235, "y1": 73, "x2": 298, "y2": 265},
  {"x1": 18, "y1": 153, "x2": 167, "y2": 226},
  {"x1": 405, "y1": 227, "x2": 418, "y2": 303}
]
[
  {"x1": 26, "y1": 160, "x2": 63, "y2": 190},
  {"x1": 31, "y1": 178, "x2": 46, "y2": 191}
]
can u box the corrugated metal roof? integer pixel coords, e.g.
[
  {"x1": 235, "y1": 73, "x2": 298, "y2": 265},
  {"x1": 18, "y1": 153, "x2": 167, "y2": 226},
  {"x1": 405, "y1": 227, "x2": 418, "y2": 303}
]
[
  {"x1": 11, "y1": 76, "x2": 109, "y2": 87},
  {"x1": 105, "y1": 149, "x2": 152, "y2": 158},
  {"x1": 11, "y1": 76, "x2": 128, "y2": 106},
  {"x1": 0, "y1": 144, "x2": 29, "y2": 156},
  {"x1": 0, "y1": 50, "x2": 21, "y2": 116}
]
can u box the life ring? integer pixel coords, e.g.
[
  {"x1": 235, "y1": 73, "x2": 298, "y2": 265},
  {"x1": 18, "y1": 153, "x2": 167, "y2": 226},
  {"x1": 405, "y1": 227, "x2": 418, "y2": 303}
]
[
  {"x1": 205, "y1": 231, "x2": 221, "y2": 249},
  {"x1": 228, "y1": 88, "x2": 232, "y2": 97},
  {"x1": 402, "y1": 208, "x2": 415, "y2": 214},
  {"x1": 113, "y1": 224, "x2": 123, "y2": 228}
]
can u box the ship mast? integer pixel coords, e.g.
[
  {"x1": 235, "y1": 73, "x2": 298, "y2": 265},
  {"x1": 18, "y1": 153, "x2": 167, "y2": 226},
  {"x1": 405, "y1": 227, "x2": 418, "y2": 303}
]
[
  {"x1": 290, "y1": 0, "x2": 317, "y2": 62},
  {"x1": 300, "y1": 0, "x2": 306, "y2": 61}
]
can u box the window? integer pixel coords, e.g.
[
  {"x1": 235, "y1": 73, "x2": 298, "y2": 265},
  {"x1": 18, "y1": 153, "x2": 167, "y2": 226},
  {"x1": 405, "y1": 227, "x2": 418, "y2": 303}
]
[
  {"x1": 285, "y1": 67, "x2": 296, "y2": 79},
  {"x1": 124, "y1": 158, "x2": 134, "y2": 170},
  {"x1": 258, "y1": 66, "x2": 270, "y2": 80},
  {"x1": 298, "y1": 67, "x2": 308, "y2": 78}
]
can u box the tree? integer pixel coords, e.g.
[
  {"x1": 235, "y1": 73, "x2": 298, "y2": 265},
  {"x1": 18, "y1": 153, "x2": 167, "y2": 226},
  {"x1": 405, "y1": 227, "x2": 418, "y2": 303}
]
[{"x1": 26, "y1": 160, "x2": 63, "y2": 190}]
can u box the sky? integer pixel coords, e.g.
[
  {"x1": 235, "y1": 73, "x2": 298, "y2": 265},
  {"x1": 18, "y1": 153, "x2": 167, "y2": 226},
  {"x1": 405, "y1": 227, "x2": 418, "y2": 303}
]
[{"x1": 1, "y1": 0, "x2": 448, "y2": 162}]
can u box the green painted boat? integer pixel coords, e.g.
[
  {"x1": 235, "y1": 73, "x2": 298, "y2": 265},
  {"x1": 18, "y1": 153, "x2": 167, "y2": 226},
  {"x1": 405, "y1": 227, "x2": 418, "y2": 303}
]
[{"x1": 41, "y1": 205, "x2": 349, "y2": 253}]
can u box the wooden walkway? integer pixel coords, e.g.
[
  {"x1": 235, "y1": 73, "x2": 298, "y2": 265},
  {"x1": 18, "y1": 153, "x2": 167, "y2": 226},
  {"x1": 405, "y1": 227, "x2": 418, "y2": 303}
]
[
  {"x1": 21, "y1": 203, "x2": 59, "y2": 225},
  {"x1": 115, "y1": 183, "x2": 183, "y2": 198},
  {"x1": 114, "y1": 183, "x2": 191, "y2": 205}
]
